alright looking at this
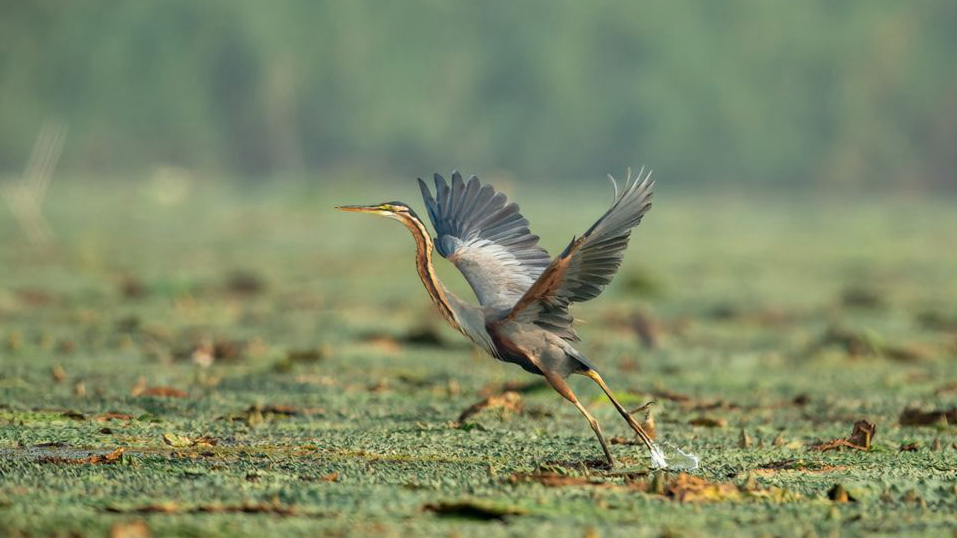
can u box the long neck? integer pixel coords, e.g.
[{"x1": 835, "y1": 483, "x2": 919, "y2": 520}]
[{"x1": 397, "y1": 214, "x2": 463, "y2": 333}]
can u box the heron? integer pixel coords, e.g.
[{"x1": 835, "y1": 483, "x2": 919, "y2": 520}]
[{"x1": 338, "y1": 169, "x2": 660, "y2": 468}]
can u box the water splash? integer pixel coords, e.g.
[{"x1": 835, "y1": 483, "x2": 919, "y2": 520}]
[{"x1": 648, "y1": 440, "x2": 700, "y2": 470}]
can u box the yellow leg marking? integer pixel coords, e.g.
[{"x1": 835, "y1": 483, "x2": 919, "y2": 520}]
[
  {"x1": 572, "y1": 398, "x2": 615, "y2": 467},
  {"x1": 585, "y1": 370, "x2": 656, "y2": 453},
  {"x1": 542, "y1": 371, "x2": 615, "y2": 467}
]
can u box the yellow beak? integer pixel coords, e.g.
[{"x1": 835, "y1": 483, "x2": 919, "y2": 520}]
[{"x1": 336, "y1": 204, "x2": 385, "y2": 214}]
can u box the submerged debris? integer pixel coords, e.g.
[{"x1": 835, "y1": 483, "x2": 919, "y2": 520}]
[{"x1": 809, "y1": 420, "x2": 876, "y2": 451}]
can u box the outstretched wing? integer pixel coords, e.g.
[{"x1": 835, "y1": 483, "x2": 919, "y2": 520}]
[
  {"x1": 418, "y1": 171, "x2": 552, "y2": 309},
  {"x1": 502, "y1": 168, "x2": 654, "y2": 341}
]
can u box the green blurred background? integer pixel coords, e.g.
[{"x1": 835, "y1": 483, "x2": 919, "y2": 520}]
[{"x1": 3, "y1": 1, "x2": 956, "y2": 190}]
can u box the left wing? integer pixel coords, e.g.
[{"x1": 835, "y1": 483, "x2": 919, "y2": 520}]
[
  {"x1": 502, "y1": 168, "x2": 654, "y2": 341},
  {"x1": 418, "y1": 171, "x2": 552, "y2": 310}
]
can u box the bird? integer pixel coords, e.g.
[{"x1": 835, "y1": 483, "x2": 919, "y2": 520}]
[{"x1": 338, "y1": 169, "x2": 658, "y2": 468}]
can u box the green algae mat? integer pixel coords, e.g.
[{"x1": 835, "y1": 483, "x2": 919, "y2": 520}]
[{"x1": 1, "y1": 181, "x2": 955, "y2": 537}]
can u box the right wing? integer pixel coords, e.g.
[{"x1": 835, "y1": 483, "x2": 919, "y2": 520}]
[
  {"x1": 502, "y1": 168, "x2": 654, "y2": 341},
  {"x1": 418, "y1": 172, "x2": 552, "y2": 310}
]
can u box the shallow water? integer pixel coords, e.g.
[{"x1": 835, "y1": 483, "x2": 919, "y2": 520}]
[{"x1": 649, "y1": 441, "x2": 700, "y2": 471}]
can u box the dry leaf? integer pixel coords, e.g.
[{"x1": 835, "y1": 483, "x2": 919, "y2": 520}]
[
  {"x1": 105, "y1": 501, "x2": 296, "y2": 516},
  {"x1": 899, "y1": 407, "x2": 955, "y2": 427},
  {"x1": 899, "y1": 441, "x2": 919, "y2": 452},
  {"x1": 162, "y1": 433, "x2": 192, "y2": 447},
  {"x1": 688, "y1": 416, "x2": 727, "y2": 428},
  {"x1": 809, "y1": 420, "x2": 875, "y2": 451},
  {"x1": 458, "y1": 391, "x2": 524, "y2": 423},
  {"x1": 51, "y1": 365, "x2": 66, "y2": 383},
  {"x1": 38, "y1": 447, "x2": 125, "y2": 465},
  {"x1": 94, "y1": 412, "x2": 134, "y2": 422},
  {"x1": 131, "y1": 377, "x2": 147, "y2": 396},
  {"x1": 651, "y1": 389, "x2": 692, "y2": 402},
  {"x1": 366, "y1": 335, "x2": 402, "y2": 354},
  {"x1": 738, "y1": 429, "x2": 752, "y2": 448},
  {"x1": 257, "y1": 404, "x2": 304, "y2": 416},
  {"x1": 884, "y1": 342, "x2": 936, "y2": 362},
  {"x1": 138, "y1": 386, "x2": 188, "y2": 398},
  {"x1": 286, "y1": 348, "x2": 323, "y2": 363},
  {"x1": 828, "y1": 484, "x2": 855, "y2": 503},
  {"x1": 193, "y1": 436, "x2": 218, "y2": 447},
  {"x1": 631, "y1": 310, "x2": 660, "y2": 349},
  {"x1": 478, "y1": 379, "x2": 548, "y2": 397},
  {"x1": 664, "y1": 473, "x2": 741, "y2": 502},
  {"x1": 423, "y1": 500, "x2": 526, "y2": 520},
  {"x1": 110, "y1": 520, "x2": 150, "y2": 538},
  {"x1": 509, "y1": 472, "x2": 609, "y2": 488}
]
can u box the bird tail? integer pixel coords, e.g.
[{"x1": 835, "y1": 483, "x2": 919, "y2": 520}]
[{"x1": 564, "y1": 346, "x2": 598, "y2": 373}]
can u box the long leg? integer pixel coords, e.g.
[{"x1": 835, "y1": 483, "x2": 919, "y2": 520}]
[
  {"x1": 542, "y1": 372, "x2": 615, "y2": 467},
  {"x1": 584, "y1": 370, "x2": 656, "y2": 454}
]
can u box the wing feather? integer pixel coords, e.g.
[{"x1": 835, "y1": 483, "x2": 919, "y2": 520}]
[
  {"x1": 418, "y1": 172, "x2": 552, "y2": 309},
  {"x1": 503, "y1": 168, "x2": 655, "y2": 340}
]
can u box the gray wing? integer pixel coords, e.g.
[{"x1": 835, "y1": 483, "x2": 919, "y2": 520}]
[
  {"x1": 418, "y1": 171, "x2": 552, "y2": 309},
  {"x1": 502, "y1": 168, "x2": 654, "y2": 341}
]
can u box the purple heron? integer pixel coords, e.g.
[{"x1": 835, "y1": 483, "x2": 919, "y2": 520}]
[{"x1": 338, "y1": 169, "x2": 657, "y2": 467}]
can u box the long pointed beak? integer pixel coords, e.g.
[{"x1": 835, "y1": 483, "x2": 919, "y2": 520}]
[{"x1": 336, "y1": 204, "x2": 381, "y2": 213}]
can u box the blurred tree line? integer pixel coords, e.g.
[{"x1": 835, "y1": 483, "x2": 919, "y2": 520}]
[{"x1": 1, "y1": 1, "x2": 955, "y2": 189}]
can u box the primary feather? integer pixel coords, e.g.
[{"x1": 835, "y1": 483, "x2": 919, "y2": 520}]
[{"x1": 503, "y1": 168, "x2": 655, "y2": 341}]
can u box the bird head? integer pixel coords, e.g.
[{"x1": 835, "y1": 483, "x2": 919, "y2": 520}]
[{"x1": 336, "y1": 201, "x2": 416, "y2": 221}]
